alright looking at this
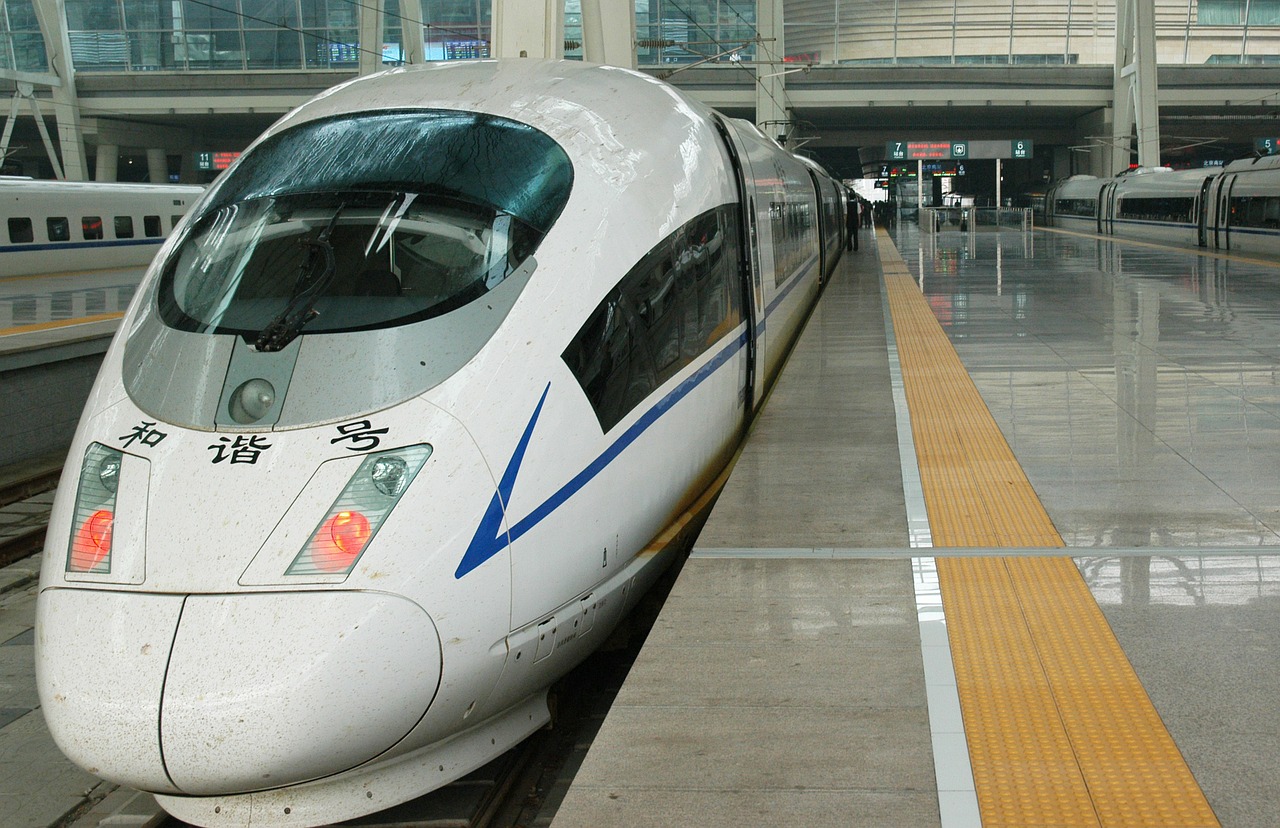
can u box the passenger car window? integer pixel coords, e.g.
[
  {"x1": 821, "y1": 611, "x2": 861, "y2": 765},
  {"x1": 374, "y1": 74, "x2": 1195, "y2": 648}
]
[
  {"x1": 82, "y1": 217, "x2": 103, "y2": 240},
  {"x1": 144, "y1": 215, "x2": 162, "y2": 237},
  {"x1": 115, "y1": 216, "x2": 134, "y2": 238},
  {"x1": 47, "y1": 217, "x2": 70, "y2": 241},
  {"x1": 8, "y1": 217, "x2": 34, "y2": 243}
]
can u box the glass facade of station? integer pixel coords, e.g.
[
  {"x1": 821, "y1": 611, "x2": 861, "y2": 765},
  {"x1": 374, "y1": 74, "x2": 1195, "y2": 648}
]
[{"x1": 1, "y1": 0, "x2": 1274, "y2": 75}]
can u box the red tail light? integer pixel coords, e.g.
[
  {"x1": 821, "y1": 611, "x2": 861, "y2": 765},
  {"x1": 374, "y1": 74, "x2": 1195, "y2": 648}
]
[
  {"x1": 313, "y1": 510, "x2": 371, "y2": 572},
  {"x1": 69, "y1": 509, "x2": 114, "y2": 573}
]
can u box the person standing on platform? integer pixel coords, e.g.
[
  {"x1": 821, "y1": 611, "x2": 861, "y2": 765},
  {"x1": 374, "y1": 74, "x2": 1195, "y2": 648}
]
[{"x1": 846, "y1": 189, "x2": 859, "y2": 251}]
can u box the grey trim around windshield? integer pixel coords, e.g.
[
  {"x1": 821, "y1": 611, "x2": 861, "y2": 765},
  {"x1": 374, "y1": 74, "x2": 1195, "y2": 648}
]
[{"x1": 123, "y1": 256, "x2": 537, "y2": 431}]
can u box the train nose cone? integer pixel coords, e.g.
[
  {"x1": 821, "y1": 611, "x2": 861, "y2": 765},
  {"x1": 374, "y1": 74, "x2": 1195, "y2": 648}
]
[
  {"x1": 37, "y1": 589, "x2": 187, "y2": 793},
  {"x1": 161, "y1": 591, "x2": 441, "y2": 794}
]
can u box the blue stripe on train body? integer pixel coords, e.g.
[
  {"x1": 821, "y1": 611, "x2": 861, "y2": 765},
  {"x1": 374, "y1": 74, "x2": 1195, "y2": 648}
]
[{"x1": 454, "y1": 254, "x2": 819, "y2": 579}]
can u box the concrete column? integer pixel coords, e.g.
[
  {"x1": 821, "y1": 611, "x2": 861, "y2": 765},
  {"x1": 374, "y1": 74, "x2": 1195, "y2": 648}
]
[
  {"x1": 1113, "y1": 0, "x2": 1160, "y2": 173},
  {"x1": 755, "y1": 0, "x2": 788, "y2": 144},
  {"x1": 95, "y1": 143, "x2": 119, "y2": 182},
  {"x1": 492, "y1": 0, "x2": 564, "y2": 60},
  {"x1": 31, "y1": 0, "x2": 87, "y2": 180},
  {"x1": 401, "y1": 1, "x2": 424, "y2": 65},
  {"x1": 147, "y1": 147, "x2": 168, "y2": 183},
  {"x1": 581, "y1": 0, "x2": 635, "y2": 68},
  {"x1": 1131, "y1": 0, "x2": 1160, "y2": 166},
  {"x1": 1077, "y1": 106, "x2": 1115, "y2": 178},
  {"x1": 358, "y1": 0, "x2": 385, "y2": 75}
]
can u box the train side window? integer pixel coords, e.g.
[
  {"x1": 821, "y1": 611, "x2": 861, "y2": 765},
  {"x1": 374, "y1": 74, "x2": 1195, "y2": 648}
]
[
  {"x1": 144, "y1": 215, "x2": 162, "y2": 237},
  {"x1": 115, "y1": 216, "x2": 135, "y2": 238},
  {"x1": 82, "y1": 216, "x2": 103, "y2": 240},
  {"x1": 47, "y1": 217, "x2": 70, "y2": 242},
  {"x1": 563, "y1": 205, "x2": 743, "y2": 433},
  {"x1": 8, "y1": 217, "x2": 34, "y2": 244},
  {"x1": 171, "y1": 214, "x2": 183, "y2": 229}
]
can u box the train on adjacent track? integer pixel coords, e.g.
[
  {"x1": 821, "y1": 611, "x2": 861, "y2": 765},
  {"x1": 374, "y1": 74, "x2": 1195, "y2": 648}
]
[
  {"x1": 1044, "y1": 154, "x2": 1280, "y2": 256},
  {"x1": 35, "y1": 59, "x2": 846, "y2": 827},
  {"x1": 1, "y1": 178, "x2": 202, "y2": 277}
]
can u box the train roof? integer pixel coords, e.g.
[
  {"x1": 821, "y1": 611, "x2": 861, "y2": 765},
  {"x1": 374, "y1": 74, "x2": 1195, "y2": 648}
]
[
  {"x1": 1224, "y1": 153, "x2": 1280, "y2": 173},
  {"x1": 256, "y1": 60, "x2": 728, "y2": 174}
]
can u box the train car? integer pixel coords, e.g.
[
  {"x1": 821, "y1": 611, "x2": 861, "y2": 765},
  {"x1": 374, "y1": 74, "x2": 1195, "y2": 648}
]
[
  {"x1": 1045, "y1": 155, "x2": 1280, "y2": 257},
  {"x1": 34, "y1": 60, "x2": 843, "y2": 827},
  {"x1": 1205, "y1": 154, "x2": 1280, "y2": 255},
  {"x1": 1, "y1": 178, "x2": 203, "y2": 277}
]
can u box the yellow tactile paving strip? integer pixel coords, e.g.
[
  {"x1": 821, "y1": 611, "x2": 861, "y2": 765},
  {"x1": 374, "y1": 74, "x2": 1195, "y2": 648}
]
[
  {"x1": 878, "y1": 228, "x2": 1219, "y2": 827},
  {"x1": 0, "y1": 312, "x2": 123, "y2": 337}
]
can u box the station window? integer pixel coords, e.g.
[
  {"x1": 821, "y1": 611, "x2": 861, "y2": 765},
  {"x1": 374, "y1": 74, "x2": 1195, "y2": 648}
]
[
  {"x1": 115, "y1": 216, "x2": 135, "y2": 238},
  {"x1": 144, "y1": 215, "x2": 162, "y2": 237},
  {"x1": 82, "y1": 216, "x2": 103, "y2": 240},
  {"x1": 7, "y1": 217, "x2": 34, "y2": 244},
  {"x1": 47, "y1": 217, "x2": 70, "y2": 242}
]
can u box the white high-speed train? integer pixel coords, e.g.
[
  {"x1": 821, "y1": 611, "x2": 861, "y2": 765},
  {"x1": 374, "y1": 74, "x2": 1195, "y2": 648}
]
[
  {"x1": 35, "y1": 60, "x2": 846, "y2": 827},
  {"x1": 1044, "y1": 154, "x2": 1280, "y2": 257},
  {"x1": 1, "y1": 178, "x2": 202, "y2": 277}
]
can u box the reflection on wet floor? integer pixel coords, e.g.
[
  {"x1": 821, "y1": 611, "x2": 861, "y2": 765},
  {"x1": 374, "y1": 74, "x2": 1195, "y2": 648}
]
[
  {"x1": 892, "y1": 224, "x2": 1280, "y2": 548},
  {"x1": 1079, "y1": 552, "x2": 1280, "y2": 606}
]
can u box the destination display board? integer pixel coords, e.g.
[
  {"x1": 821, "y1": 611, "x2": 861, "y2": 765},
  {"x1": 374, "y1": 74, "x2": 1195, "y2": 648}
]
[
  {"x1": 196, "y1": 151, "x2": 241, "y2": 171},
  {"x1": 886, "y1": 139, "x2": 1032, "y2": 160}
]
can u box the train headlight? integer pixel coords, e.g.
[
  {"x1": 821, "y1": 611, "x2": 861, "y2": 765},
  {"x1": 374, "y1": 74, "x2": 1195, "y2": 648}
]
[
  {"x1": 285, "y1": 444, "x2": 432, "y2": 577},
  {"x1": 98, "y1": 454, "x2": 121, "y2": 493},
  {"x1": 68, "y1": 443, "x2": 122, "y2": 573},
  {"x1": 371, "y1": 455, "x2": 409, "y2": 497}
]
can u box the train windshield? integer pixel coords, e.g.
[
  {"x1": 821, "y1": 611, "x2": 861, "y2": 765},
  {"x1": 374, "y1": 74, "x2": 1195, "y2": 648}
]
[{"x1": 157, "y1": 110, "x2": 573, "y2": 345}]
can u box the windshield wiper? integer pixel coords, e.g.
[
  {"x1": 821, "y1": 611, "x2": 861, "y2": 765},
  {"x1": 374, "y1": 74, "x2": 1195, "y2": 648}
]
[{"x1": 255, "y1": 205, "x2": 344, "y2": 352}]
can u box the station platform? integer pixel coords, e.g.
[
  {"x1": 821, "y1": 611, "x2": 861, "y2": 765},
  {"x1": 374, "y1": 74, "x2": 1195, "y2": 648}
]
[
  {"x1": 0, "y1": 266, "x2": 140, "y2": 469},
  {"x1": 0, "y1": 265, "x2": 139, "y2": 359},
  {"x1": 551, "y1": 226, "x2": 1280, "y2": 828}
]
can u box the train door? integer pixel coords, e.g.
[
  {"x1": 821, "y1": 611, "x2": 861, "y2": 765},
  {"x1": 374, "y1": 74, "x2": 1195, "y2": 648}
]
[
  {"x1": 1098, "y1": 181, "x2": 1118, "y2": 235},
  {"x1": 805, "y1": 169, "x2": 829, "y2": 282},
  {"x1": 1196, "y1": 176, "x2": 1214, "y2": 247},
  {"x1": 1217, "y1": 175, "x2": 1238, "y2": 250},
  {"x1": 712, "y1": 115, "x2": 763, "y2": 418}
]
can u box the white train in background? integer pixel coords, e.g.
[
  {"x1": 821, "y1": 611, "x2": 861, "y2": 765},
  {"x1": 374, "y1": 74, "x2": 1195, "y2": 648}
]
[
  {"x1": 35, "y1": 60, "x2": 846, "y2": 827},
  {"x1": 1044, "y1": 153, "x2": 1280, "y2": 257},
  {"x1": 1, "y1": 178, "x2": 202, "y2": 277}
]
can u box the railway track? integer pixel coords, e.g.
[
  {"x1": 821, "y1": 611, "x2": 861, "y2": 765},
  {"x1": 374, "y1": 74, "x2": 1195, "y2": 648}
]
[{"x1": 0, "y1": 456, "x2": 62, "y2": 567}]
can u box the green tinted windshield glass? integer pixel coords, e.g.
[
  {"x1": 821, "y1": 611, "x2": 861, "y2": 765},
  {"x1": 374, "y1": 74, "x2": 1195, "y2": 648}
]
[{"x1": 158, "y1": 110, "x2": 572, "y2": 338}]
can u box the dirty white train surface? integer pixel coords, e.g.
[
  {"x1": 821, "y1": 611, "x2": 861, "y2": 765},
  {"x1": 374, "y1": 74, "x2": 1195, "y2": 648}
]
[{"x1": 35, "y1": 59, "x2": 846, "y2": 827}]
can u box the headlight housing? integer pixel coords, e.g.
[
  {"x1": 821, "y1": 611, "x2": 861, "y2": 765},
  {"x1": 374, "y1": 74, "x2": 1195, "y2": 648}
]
[
  {"x1": 67, "y1": 444, "x2": 123, "y2": 574},
  {"x1": 285, "y1": 444, "x2": 432, "y2": 577}
]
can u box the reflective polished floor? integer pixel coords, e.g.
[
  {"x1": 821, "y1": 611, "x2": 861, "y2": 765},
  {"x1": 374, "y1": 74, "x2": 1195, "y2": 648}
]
[
  {"x1": 896, "y1": 223, "x2": 1280, "y2": 827},
  {"x1": 901, "y1": 226, "x2": 1280, "y2": 547}
]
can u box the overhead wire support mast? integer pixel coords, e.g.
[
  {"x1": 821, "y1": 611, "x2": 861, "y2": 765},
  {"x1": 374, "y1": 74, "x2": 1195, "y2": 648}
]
[{"x1": 654, "y1": 40, "x2": 762, "y2": 80}]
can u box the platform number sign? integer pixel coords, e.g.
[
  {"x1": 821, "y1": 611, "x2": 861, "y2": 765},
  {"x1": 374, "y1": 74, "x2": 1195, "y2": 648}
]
[
  {"x1": 951, "y1": 141, "x2": 969, "y2": 159},
  {"x1": 889, "y1": 141, "x2": 907, "y2": 161},
  {"x1": 1257, "y1": 138, "x2": 1280, "y2": 155},
  {"x1": 1012, "y1": 139, "x2": 1033, "y2": 159}
]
